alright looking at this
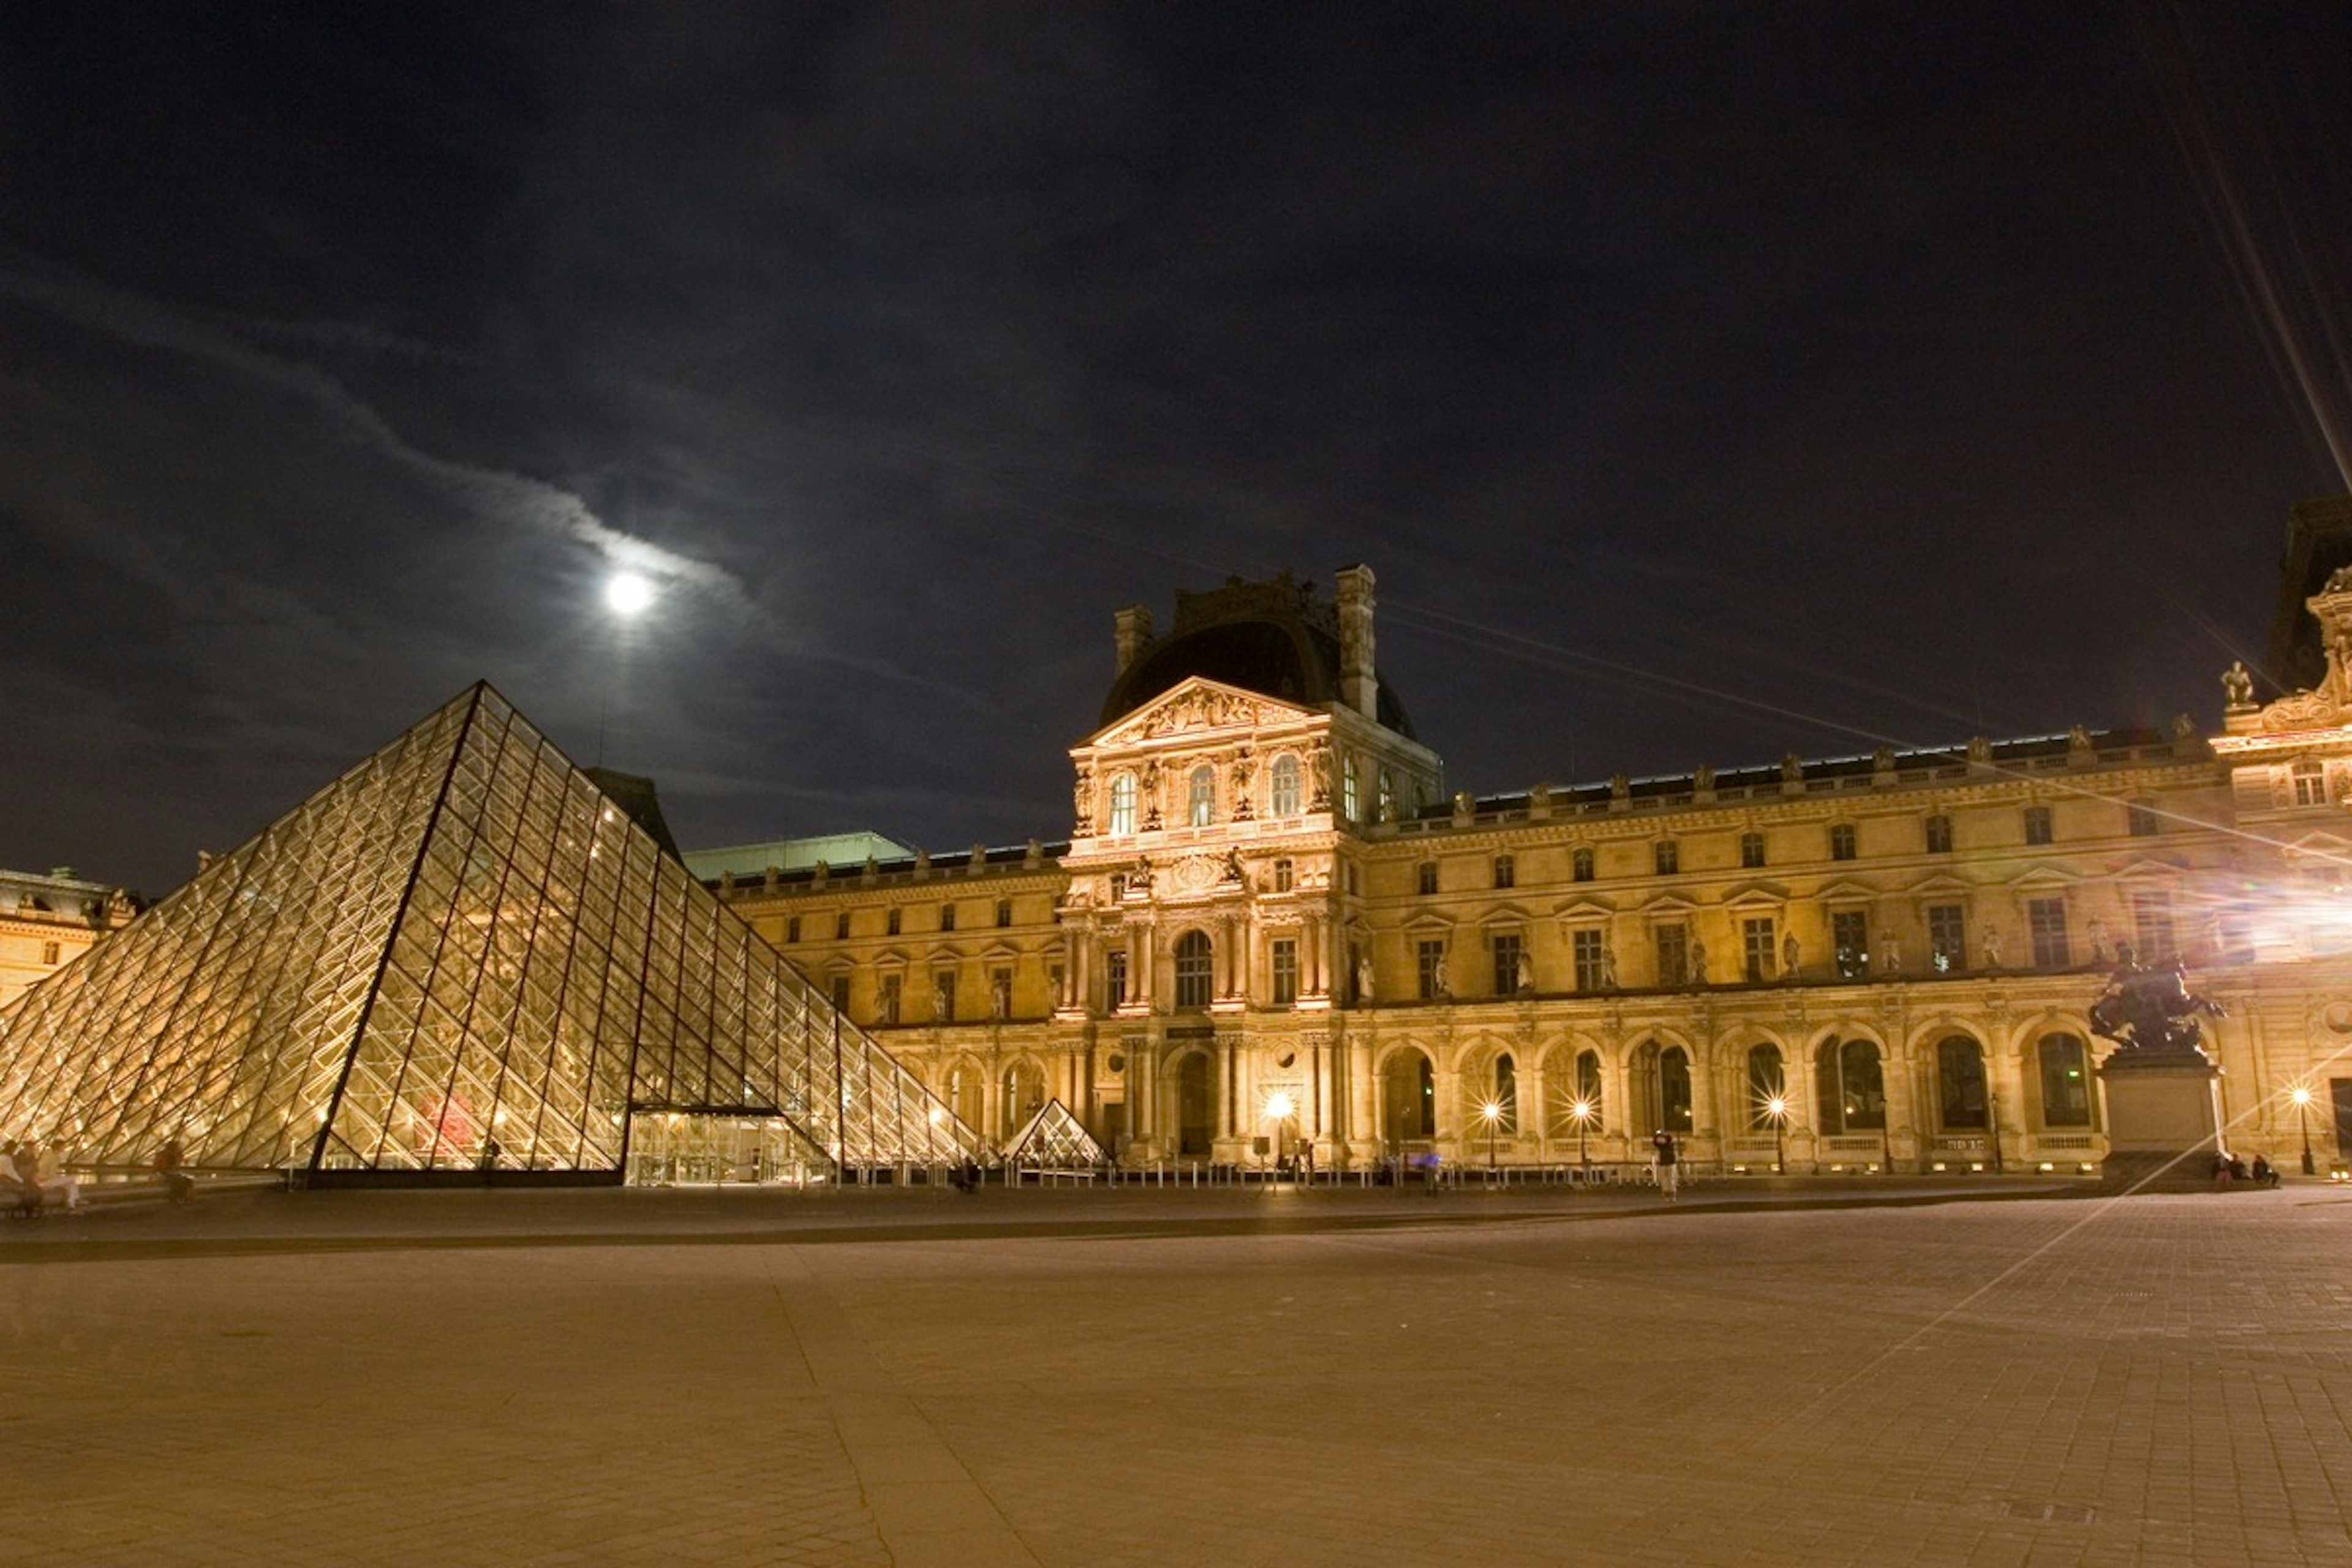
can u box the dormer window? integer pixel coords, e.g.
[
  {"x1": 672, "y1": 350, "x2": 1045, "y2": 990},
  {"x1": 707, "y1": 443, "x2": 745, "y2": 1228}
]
[{"x1": 2292, "y1": 761, "x2": 2328, "y2": 807}]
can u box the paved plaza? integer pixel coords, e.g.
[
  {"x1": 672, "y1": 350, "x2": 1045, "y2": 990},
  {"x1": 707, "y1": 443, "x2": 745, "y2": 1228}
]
[{"x1": 2, "y1": 1180, "x2": 2347, "y2": 1567}]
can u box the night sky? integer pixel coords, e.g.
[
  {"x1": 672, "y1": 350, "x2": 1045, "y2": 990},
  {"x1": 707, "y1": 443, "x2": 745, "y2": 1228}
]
[{"x1": 3, "y1": 4, "x2": 2346, "y2": 898}]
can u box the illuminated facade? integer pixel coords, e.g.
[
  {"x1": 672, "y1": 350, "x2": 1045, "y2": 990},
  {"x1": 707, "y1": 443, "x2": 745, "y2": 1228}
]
[
  {"x1": 0, "y1": 684, "x2": 982, "y2": 1183},
  {"x1": 0, "y1": 867, "x2": 136, "y2": 1009},
  {"x1": 720, "y1": 562, "x2": 2352, "y2": 1177}
]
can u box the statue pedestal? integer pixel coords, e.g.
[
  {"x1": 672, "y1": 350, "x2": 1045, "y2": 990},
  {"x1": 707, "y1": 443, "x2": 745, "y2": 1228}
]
[{"x1": 2097, "y1": 1048, "x2": 2225, "y2": 1193}]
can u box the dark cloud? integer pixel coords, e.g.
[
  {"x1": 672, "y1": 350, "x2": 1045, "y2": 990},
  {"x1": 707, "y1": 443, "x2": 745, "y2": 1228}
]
[{"x1": 0, "y1": 2, "x2": 2343, "y2": 895}]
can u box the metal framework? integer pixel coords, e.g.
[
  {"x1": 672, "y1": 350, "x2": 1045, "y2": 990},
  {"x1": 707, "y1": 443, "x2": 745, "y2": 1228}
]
[
  {"x1": 0, "y1": 683, "x2": 983, "y2": 1182},
  {"x1": 1002, "y1": 1097, "x2": 1107, "y2": 1169}
]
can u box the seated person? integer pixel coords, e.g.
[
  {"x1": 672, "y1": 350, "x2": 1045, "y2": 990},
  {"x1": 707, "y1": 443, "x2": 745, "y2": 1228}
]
[{"x1": 2250, "y1": 1153, "x2": 2282, "y2": 1189}]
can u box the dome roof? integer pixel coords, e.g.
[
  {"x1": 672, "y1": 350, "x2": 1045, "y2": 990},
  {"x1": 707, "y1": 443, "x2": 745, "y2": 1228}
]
[{"x1": 1098, "y1": 574, "x2": 1416, "y2": 738}]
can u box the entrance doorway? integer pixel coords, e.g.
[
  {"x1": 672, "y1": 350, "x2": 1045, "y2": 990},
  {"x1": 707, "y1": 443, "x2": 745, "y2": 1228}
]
[
  {"x1": 1177, "y1": 1053, "x2": 1213, "y2": 1155},
  {"x1": 625, "y1": 1114, "x2": 826, "y2": 1186},
  {"x1": 1381, "y1": 1050, "x2": 1434, "y2": 1143}
]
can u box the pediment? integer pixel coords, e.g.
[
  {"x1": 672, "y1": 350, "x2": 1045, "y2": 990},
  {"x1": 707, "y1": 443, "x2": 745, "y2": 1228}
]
[
  {"x1": 1084, "y1": 677, "x2": 1319, "y2": 749},
  {"x1": 2109, "y1": 856, "x2": 2190, "y2": 881},
  {"x1": 1478, "y1": 901, "x2": 1537, "y2": 927},
  {"x1": 1552, "y1": 897, "x2": 1617, "y2": 922},
  {"x1": 1638, "y1": 892, "x2": 1700, "y2": 917},
  {"x1": 1908, "y1": 873, "x2": 1975, "y2": 897},
  {"x1": 1722, "y1": 880, "x2": 1790, "y2": 907},
  {"x1": 1815, "y1": 878, "x2": 1879, "y2": 903},
  {"x1": 2004, "y1": 863, "x2": 2081, "y2": 889}
]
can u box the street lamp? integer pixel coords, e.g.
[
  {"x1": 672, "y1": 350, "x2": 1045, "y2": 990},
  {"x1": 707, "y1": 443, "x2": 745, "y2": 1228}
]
[
  {"x1": 1570, "y1": 1098, "x2": 1594, "y2": 1172},
  {"x1": 1766, "y1": 1095, "x2": 1789, "y2": 1174},
  {"x1": 2292, "y1": 1085, "x2": 2316, "y2": 1176},
  {"x1": 1479, "y1": 1099, "x2": 1503, "y2": 1174}
]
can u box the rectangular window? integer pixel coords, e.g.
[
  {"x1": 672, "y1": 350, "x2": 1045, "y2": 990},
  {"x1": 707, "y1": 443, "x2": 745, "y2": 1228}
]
[
  {"x1": 933, "y1": 971, "x2": 956, "y2": 1020},
  {"x1": 41, "y1": 941, "x2": 61, "y2": 965},
  {"x1": 1342, "y1": 762, "x2": 1360, "y2": 822},
  {"x1": 2023, "y1": 805, "x2": 2053, "y2": 845},
  {"x1": 2028, "y1": 898, "x2": 2070, "y2": 968},
  {"x1": 1491, "y1": 930, "x2": 1525, "y2": 994},
  {"x1": 785, "y1": 916, "x2": 802, "y2": 944},
  {"x1": 1924, "y1": 815, "x2": 1953, "y2": 854},
  {"x1": 1832, "y1": 910, "x2": 1870, "y2": 978},
  {"x1": 939, "y1": 903, "x2": 956, "y2": 932},
  {"x1": 1417, "y1": 861, "x2": 1439, "y2": 895},
  {"x1": 1572, "y1": 928, "x2": 1607, "y2": 992},
  {"x1": 995, "y1": 899, "x2": 1012, "y2": 928},
  {"x1": 835, "y1": 911, "x2": 851, "y2": 940},
  {"x1": 2127, "y1": 801, "x2": 2159, "y2": 836},
  {"x1": 1493, "y1": 854, "x2": 1515, "y2": 889},
  {"x1": 1654, "y1": 924, "x2": 1688, "y2": 987},
  {"x1": 829, "y1": 975, "x2": 851, "y2": 1013},
  {"x1": 1830, "y1": 824, "x2": 1858, "y2": 861},
  {"x1": 877, "y1": 974, "x2": 900, "y2": 1025},
  {"x1": 1928, "y1": 903, "x2": 1967, "y2": 972},
  {"x1": 2292, "y1": 764, "x2": 2328, "y2": 807},
  {"x1": 1740, "y1": 831, "x2": 1766, "y2": 869},
  {"x1": 2132, "y1": 890, "x2": 2176, "y2": 960},
  {"x1": 1106, "y1": 950, "x2": 1128, "y2": 1009},
  {"x1": 1273, "y1": 858, "x2": 1294, "y2": 892},
  {"x1": 1741, "y1": 916, "x2": 1777, "y2": 982},
  {"x1": 1654, "y1": 840, "x2": 1679, "y2": 876},
  {"x1": 1571, "y1": 846, "x2": 1595, "y2": 882},
  {"x1": 886, "y1": 908, "x2": 902, "y2": 936},
  {"x1": 1272, "y1": 938, "x2": 1298, "y2": 1005},
  {"x1": 1417, "y1": 939, "x2": 1447, "y2": 1000}
]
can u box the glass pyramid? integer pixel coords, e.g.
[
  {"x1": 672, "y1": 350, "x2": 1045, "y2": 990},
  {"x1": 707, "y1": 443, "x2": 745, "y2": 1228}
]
[
  {"x1": 1002, "y1": 1098, "x2": 1107, "y2": 1169},
  {"x1": 0, "y1": 682, "x2": 984, "y2": 1183}
]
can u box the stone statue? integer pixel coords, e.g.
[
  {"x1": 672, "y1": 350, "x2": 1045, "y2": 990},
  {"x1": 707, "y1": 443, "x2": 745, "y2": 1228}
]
[
  {"x1": 1781, "y1": 753, "x2": 1803, "y2": 783},
  {"x1": 1310, "y1": 745, "x2": 1333, "y2": 809},
  {"x1": 2087, "y1": 915, "x2": 2110, "y2": 965},
  {"x1": 1515, "y1": 951, "x2": 1535, "y2": 993},
  {"x1": 1694, "y1": 764, "x2": 1715, "y2": 793},
  {"x1": 1879, "y1": 933, "x2": 1901, "y2": 975},
  {"x1": 2223, "y1": 660, "x2": 2255, "y2": 708},
  {"x1": 1433, "y1": 954, "x2": 1450, "y2": 998},
  {"x1": 1686, "y1": 938, "x2": 1706, "y2": 986},
  {"x1": 1229, "y1": 748, "x2": 1256, "y2": 818},
  {"x1": 1600, "y1": 943, "x2": 1619, "y2": 989},
  {"x1": 1129, "y1": 856, "x2": 1153, "y2": 894},
  {"x1": 1072, "y1": 767, "x2": 1094, "y2": 827},
  {"x1": 1356, "y1": 954, "x2": 1374, "y2": 1005},
  {"x1": 2068, "y1": 723, "x2": 2092, "y2": 754},
  {"x1": 991, "y1": 975, "x2": 1010, "y2": 1019},
  {"x1": 1221, "y1": 849, "x2": 1246, "y2": 886},
  {"x1": 1967, "y1": 736, "x2": 1991, "y2": 763},
  {"x1": 1981, "y1": 927, "x2": 2003, "y2": 970},
  {"x1": 932, "y1": 981, "x2": 951, "y2": 1021},
  {"x1": 2090, "y1": 949, "x2": 2224, "y2": 1055},
  {"x1": 1781, "y1": 932, "x2": 1800, "y2": 979}
]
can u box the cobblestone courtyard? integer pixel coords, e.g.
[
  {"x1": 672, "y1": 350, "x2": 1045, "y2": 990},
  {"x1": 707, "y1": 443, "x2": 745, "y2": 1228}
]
[{"x1": 3, "y1": 1183, "x2": 2346, "y2": 1567}]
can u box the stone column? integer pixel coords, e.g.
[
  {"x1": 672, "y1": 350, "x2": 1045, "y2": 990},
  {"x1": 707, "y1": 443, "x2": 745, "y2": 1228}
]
[
  {"x1": 1349, "y1": 1035, "x2": 1376, "y2": 1155},
  {"x1": 1521, "y1": 1063, "x2": 1548, "y2": 1152},
  {"x1": 1314, "y1": 1034, "x2": 1335, "y2": 1144}
]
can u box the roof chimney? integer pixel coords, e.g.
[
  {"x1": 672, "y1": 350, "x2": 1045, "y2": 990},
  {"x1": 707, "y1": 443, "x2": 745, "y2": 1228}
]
[
  {"x1": 1114, "y1": 603, "x2": 1154, "y2": 677},
  {"x1": 1336, "y1": 565, "x2": 1378, "y2": 721}
]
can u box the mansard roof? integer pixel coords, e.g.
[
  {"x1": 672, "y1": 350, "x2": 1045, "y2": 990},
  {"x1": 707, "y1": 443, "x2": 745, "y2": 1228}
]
[{"x1": 1099, "y1": 573, "x2": 1416, "y2": 738}]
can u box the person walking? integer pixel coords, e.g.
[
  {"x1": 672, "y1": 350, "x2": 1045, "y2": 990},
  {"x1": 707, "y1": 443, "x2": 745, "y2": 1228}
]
[{"x1": 1651, "y1": 1128, "x2": 1680, "y2": 1202}]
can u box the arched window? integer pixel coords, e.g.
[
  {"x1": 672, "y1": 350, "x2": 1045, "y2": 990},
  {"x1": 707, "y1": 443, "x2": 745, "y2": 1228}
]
[
  {"x1": 1558, "y1": 1048, "x2": 1604, "y2": 1134},
  {"x1": 1174, "y1": 930, "x2": 1213, "y2": 1009},
  {"x1": 1381, "y1": 1050, "x2": 1436, "y2": 1140},
  {"x1": 1660, "y1": 1047, "x2": 1693, "y2": 1131},
  {"x1": 1188, "y1": 765, "x2": 1216, "y2": 827},
  {"x1": 1814, "y1": 1036, "x2": 1885, "y2": 1134},
  {"x1": 1937, "y1": 1035, "x2": 1989, "y2": 1129},
  {"x1": 1270, "y1": 755, "x2": 1302, "y2": 817},
  {"x1": 1746, "y1": 1043, "x2": 1787, "y2": 1129},
  {"x1": 2037, "y1": 1033, "x2": 2093, "y2": 1127},
  {"x1": 1109, "y1": 773, "x2": 1137, "y2": 835},
  {"x1": 1000, "y1": 1060, "x2": 1045, "y2": 1137},
  {"x1": 1492, "y1": 1053, "x2": 1518, "y2": 1132}
]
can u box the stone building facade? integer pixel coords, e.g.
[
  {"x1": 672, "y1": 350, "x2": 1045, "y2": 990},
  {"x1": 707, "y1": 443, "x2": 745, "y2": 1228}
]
[
  {"x1": 713, "y1": 562, "x2": 2352, "y2": 1177},
  {"x1": 0, "y1": 867, "x2": 136, "y2": 1009}
]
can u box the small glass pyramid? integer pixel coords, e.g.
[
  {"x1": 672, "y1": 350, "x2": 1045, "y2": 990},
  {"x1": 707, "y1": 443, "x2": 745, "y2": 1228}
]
[
  {"x1": 1002, "y1": 1098, "x2": 1108, "y2": 1169},
  {"x1": 0, "y1": 683, "x2": 983, "y2": 1182}
]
